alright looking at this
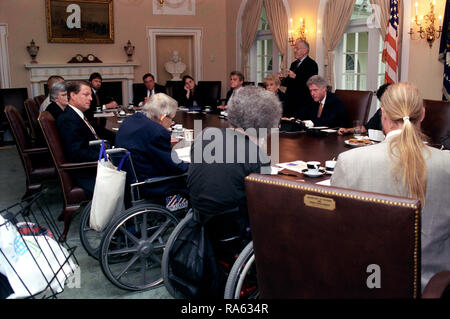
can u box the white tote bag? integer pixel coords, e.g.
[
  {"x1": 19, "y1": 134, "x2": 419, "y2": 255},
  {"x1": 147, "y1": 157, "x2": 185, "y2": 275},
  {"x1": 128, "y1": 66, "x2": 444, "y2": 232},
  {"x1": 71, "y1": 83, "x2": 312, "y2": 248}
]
[{"x1": 89, "y1": 141, "x2": 129, "y2": 231}]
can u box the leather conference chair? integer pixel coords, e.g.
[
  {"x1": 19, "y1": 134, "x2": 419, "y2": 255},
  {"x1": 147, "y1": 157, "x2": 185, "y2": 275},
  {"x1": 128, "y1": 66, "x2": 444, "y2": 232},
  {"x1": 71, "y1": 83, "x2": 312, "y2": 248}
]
[
  {"x1": 421, "y1": 99, "x2": 450, "y2": 145},
  {"x1": 197, "y1": 81, "x2": 222, "y2": 107},
  {"x1": 244, "y1": 173, "x2": 450, "y2": 298},
  {"x1": 24, "y1": 98, "x2": 45, "y2": 146},
  {"x1": 4, "y1": 106, "x2": 55, "y2": 199},
  {"x1": 0, "y1": 88, "x2": 28, "y2": 145},
  {"x1": 165, "y1": 80, "x2": 185, "y2": 103},
  {"x1": 38, "y1": 111, "x2": 97, "y2": 242},
  {"x1": 34, "y1": 94, "x2": 46, "y2": 107},
  {"x1": 335, "y1": 89, "x2": 373, "y2": 128}
]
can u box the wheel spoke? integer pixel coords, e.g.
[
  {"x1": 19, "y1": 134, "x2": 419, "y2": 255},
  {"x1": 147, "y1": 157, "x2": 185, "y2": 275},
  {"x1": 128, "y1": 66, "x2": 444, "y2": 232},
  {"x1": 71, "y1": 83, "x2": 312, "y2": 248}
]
[
  {"x1": 140, "y1": 213, "x2": 148, "y2": 239},
  {"x1": 107, "y1": 246, "x2": 138, "y2": 256},
  {"x1": 118, "y1": 225, "x2": 139, "y2": 244},
  {"x1": 148, "y1": 218, "x2": 171, "y2": 243},
  {"x1": 115, "y1": 254, "x2": 140, "y2": 279}
]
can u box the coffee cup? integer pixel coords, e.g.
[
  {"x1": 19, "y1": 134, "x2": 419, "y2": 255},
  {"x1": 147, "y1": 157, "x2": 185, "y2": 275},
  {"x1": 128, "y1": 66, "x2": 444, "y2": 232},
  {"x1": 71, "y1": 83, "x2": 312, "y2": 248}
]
[
  {"x1": 325, "y1": 160, "x2": 336, "y2": 174},
  {"x1": 96, "y1": 106, "x2": 102, "y2": 113},
  {"x1": 306, "y1": 161, "x2": 321, "y2": 173},
  {"x1": 119, "y1": 110, "x2": 126, "y2": 116},
  {"x1": 184, "y1": 129, "x2": 194, "y2": 142},
  {"x1": 174, "y1": 124, "x2": 183, "y2": 131},
  {"x1": 204, "y1": 106, "x2": 211, "y2": 112}
]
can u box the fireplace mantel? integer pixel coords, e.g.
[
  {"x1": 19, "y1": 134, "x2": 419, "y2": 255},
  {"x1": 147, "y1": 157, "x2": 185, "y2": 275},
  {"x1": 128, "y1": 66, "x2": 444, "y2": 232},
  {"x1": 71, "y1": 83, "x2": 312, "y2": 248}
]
[{"x1": 25, "y1": 62, "x2": 140, "y2": 105}]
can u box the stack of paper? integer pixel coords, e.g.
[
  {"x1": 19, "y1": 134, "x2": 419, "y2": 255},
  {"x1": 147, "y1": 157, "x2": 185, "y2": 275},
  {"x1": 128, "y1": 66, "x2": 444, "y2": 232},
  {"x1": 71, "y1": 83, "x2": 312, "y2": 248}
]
[{"x1": 275, "y1": 160, "x2": 307, "y2": 173}]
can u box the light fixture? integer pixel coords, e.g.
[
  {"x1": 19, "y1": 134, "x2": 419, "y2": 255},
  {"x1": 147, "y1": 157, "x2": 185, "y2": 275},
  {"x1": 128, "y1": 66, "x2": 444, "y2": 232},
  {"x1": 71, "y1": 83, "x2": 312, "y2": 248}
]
[
  {"x1": 159, "y1": 0, "x2": 164, "y2": 6},
  {"x1": 409, "y1": 1, "x2": 442, "y2": 48},
  {"x1": 289, "y1": 17, "x2": 307, "y2": 46}
]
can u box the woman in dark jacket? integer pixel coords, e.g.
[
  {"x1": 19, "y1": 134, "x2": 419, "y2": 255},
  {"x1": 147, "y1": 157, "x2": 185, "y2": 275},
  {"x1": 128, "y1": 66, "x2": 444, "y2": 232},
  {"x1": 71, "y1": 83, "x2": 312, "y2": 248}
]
[{"x1": 179, "y1": 75, "x2": 200, "y2": 107}]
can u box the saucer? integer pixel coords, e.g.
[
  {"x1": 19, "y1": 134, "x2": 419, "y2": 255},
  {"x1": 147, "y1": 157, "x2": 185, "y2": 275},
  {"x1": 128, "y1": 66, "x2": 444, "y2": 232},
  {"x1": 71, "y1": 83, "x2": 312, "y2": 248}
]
[{"x1": 301, "y1": 168, "x2": 326, "y2": 177}]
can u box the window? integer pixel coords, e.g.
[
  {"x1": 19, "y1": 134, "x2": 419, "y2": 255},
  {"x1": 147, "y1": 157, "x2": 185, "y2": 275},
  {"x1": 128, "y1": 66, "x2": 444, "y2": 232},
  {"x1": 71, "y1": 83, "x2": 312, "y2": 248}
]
[
  {"x1": 335, "y1": 0, "x2": 385, "y2": 92},
  {"x1": 335, "y1": 0, "x2": 385, "y2": 115},
  {"x1": 248, "y1": 3, "x2": 283, "y2": 84}
]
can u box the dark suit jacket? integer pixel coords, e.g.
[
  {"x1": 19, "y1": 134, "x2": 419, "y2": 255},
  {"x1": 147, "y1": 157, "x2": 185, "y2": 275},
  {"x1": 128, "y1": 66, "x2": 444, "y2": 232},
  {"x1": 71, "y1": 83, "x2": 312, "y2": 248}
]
[
  {"x1": 115, "y1": 112, "x2": 188, "y2": 198},
  {"x1": 281, "y1": 55, "x2": 318, "y2": 118},
  {"x1": 303, "y1": 92, "x2": 348, "y2": 128},
  {"x1": 56, "y1": 106, "x2": 100, "y2": 194},
  {"x1": 276, "y1": 89, "x2": 287, "y2": 117},
  {"x1": 132, "y1": 83, "x2": 166, "y2": 106}
]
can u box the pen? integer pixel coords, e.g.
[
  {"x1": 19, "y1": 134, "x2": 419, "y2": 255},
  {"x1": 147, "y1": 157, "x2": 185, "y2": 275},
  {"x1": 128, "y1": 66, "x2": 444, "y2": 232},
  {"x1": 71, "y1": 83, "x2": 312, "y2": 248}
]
[{"x1": 278, "y1": 172, "x2": 297, "y2": 177}]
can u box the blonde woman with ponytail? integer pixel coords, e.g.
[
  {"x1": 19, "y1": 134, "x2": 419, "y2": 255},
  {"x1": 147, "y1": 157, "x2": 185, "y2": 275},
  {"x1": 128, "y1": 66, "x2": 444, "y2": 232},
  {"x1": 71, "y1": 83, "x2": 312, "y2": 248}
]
[{"x1": 331, "y1": 83, "x2": 450, "y2": 292}]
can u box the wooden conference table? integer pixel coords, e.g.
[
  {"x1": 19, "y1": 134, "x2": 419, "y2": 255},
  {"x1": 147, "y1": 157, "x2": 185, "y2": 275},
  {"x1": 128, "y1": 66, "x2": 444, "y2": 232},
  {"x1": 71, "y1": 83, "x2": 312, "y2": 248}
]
[{"x1": 106, "y1": 110, "x2": 356, "y2": 182}]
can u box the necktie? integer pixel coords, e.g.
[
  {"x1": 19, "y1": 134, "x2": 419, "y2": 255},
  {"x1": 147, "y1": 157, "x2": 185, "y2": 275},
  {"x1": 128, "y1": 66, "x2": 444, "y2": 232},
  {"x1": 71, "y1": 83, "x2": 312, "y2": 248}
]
[
  {"x1": 94, "y1": 92, "x2": 100, "y2": 106},
  {"x1": 147, "y1": 90, "x2": 152, "y2": 98},
  {"x1": 84, "y1": 116, "x2": 99, "y2": 140},
  {"x1": 317, "y1": 102, "x2": 323, "y2": 118}
]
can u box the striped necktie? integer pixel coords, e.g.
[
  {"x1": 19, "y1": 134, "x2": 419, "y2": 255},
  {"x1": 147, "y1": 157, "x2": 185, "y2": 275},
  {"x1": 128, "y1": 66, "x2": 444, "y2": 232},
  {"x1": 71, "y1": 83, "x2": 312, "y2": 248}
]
[{"x1": 84, "y1": 116, "x2": 99, "y2": 140}]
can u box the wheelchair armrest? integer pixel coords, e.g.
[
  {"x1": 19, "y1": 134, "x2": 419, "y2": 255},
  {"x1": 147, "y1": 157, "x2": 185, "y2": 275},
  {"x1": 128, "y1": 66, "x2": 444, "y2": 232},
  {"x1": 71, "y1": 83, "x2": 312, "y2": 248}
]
[
  {"x1": 89, "y1": 140, "x2": 110, "y2": 147},
  {"x1": 59, "y1": 162, "x2": 97, "y2": 170},
  {"x1": 105, "y1": 147, "x2": 129, "y2": 155},
  {"x1": 22, "y1": 147, "x2": 49, "y2": 154},
  {"x1": 131, "y1": 173, "x2": 188, "y2": 187}
]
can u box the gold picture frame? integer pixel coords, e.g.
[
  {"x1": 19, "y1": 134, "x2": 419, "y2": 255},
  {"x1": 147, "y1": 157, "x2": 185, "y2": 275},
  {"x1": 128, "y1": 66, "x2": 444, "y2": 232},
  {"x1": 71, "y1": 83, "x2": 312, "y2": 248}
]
[{"x1": 46, "y1": 0, "x2": 114, "y2": 43}]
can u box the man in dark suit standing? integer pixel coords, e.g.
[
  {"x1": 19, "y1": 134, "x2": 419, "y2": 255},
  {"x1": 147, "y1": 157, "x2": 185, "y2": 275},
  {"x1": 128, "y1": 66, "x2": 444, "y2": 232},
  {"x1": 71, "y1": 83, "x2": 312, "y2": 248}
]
[
  {"x1": 303, "y1": 75, "x2": 348, "y2": 128},
  {"x1": 56, "y1": 81, "x2": 100, "y2": 195},
  {"x1": 279, "y1": 39, "x2": 318, "y2": 119},
  {"x1": 133, "y1": 73, "x2": 167, "y2": 106}
]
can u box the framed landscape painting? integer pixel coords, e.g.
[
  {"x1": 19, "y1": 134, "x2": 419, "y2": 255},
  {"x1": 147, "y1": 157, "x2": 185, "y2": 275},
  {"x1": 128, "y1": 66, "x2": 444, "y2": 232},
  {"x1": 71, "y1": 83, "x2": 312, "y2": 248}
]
[{"x1": 46, "y1": 0, "x2": 114, "y2": 43}]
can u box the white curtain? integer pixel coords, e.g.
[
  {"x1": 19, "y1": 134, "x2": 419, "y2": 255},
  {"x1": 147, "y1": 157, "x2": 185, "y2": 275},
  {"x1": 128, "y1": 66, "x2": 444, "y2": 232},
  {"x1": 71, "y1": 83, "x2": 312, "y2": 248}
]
[
  {"x1": 323, "y1": 0, "x2": 356, "y2": 89},
  {"x1": 241, "y1": 0, "x2": 264, "y2": 79},
  {"x1": 264, "y1": 0, "x2": 289, "y2": 72}
]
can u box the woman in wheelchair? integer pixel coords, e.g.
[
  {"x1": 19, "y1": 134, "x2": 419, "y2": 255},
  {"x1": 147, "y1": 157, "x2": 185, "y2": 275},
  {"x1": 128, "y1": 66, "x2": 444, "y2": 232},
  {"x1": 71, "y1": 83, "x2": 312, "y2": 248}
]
[
  {"x1": 162, "y1": 86, "x2": 282, "y2": 298},
  {"x1": 115, "y1": 93, "x2": 189, "y2": 205}
]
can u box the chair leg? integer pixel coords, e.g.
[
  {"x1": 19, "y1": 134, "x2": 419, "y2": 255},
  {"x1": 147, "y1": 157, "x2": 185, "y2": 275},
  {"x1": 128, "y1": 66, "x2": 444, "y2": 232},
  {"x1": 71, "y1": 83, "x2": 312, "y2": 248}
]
[
  {"x1": 58, "y1": 205, "x2": 80, "y2": 242},
  {"x1": 22, "y1": 183, "x2": 42, "y2": 200}
]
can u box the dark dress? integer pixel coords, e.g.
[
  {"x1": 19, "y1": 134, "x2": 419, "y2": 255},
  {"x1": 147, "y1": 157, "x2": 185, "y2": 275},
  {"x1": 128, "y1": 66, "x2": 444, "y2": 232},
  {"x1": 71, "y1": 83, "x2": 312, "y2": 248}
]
[
  {"x1": 115, "y1": 112, "x2": 188, "y2": 199},
  {"x1": 179, "y1": 86, "x2": 201, "y2": 107},
  {"x1": 364, "y1": 108, "x2": 382, "y2": 131},
  {"x1": 46, "y1": 101, "x2": 65, "y2": 120},
  {"x1": 187, "y1": 127, "x2": 270, "y2": 240}
]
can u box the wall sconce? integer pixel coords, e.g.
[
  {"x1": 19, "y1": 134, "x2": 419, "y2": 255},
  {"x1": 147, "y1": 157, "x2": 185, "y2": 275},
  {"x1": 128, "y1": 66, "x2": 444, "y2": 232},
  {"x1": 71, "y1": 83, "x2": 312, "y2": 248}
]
[
  {"x1": 158, "y1": 0, "x2": 164, "y2": 6},
  {"x1": 289, "y1": 17, "x2": 307, "y2": 46},
  {"x1": 408, "y1": 1, "x2": 442, "y2": 48}
]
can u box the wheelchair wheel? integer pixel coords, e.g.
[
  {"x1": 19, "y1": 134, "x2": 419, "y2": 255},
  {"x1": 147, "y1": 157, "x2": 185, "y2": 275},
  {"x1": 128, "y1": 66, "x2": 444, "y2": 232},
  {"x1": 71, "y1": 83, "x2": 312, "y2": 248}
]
[
  {"x1": 224, "y1": 241, "x2": 259, "y2": 299},
  {"x1": 99, "y1": 203, "x2": 179, "y2": 291},
  {"x1": 79, "y1": 201, "x2": 104, "y2": 259},
  {"x1": 161, "y1": 211, "x2": 194, "y2": 299}
]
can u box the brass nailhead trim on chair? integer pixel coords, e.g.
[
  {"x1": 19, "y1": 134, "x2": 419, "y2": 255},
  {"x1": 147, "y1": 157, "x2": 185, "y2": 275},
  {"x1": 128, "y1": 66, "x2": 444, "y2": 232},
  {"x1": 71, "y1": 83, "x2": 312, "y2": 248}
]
[{"x1": 246, "y1": 176, "x2": 420, "y2": 298}]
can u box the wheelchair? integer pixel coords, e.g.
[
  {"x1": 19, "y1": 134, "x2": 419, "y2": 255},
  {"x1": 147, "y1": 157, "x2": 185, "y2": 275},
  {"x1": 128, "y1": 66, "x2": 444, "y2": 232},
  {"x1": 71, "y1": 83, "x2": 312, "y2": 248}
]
[
  {"x1": 161, "y1": 206, "x2": 258, "y2": 299},
  {"x1": 79, "y1": 143, "x2": 189, "y2": 291}
]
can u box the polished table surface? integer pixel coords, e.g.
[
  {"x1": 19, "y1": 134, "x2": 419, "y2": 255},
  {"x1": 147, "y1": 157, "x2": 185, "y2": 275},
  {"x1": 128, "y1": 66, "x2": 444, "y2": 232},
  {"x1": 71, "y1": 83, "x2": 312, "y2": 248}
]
[{"x1": 107, "y1": 110, "x2": 357, "y2": 182}]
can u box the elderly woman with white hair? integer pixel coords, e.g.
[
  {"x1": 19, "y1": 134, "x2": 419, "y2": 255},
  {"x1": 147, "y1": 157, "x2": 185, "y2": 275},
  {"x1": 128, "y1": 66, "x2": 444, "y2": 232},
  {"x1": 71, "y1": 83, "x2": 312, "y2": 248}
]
[
  {"x1": 187, "y1": 86, "x2": 282, "y2": 250},
  {"x1": 45, "y1": 81, "x2": 68, "y2": 120},
  {"x1": 115, "y1": 93, "x2": 188, "y2": 200}
]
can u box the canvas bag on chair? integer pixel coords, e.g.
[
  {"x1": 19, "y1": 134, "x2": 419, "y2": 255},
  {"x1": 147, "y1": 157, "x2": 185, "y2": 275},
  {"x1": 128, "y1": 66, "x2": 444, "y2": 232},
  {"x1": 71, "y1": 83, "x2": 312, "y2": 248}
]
[{"x1": 89, "y1": 140, "x2": 129, "y2": 231}]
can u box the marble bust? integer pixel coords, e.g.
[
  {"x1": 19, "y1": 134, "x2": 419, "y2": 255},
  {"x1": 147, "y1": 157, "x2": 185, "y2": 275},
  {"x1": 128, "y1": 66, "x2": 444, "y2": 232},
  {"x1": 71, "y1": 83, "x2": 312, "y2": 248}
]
[{"x1": 164, "y1": 50, "x2": 186, "y2": 81}]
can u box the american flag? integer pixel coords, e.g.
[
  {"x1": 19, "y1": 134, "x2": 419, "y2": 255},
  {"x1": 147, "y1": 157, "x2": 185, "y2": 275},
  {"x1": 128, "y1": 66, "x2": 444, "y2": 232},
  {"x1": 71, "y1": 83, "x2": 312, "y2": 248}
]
[{"x1": 382, "y1": 0, "x2": 399, "y2": 84}]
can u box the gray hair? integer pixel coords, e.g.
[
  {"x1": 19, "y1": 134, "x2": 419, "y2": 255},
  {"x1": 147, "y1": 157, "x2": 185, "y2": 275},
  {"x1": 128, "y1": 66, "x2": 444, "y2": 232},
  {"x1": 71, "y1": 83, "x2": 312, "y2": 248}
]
[
  {"x1": 296, "y1": 39, "x2": 310, "y2": 53},
  {"x1": 50, "y1": 81, "x2": 67, "y2": 101},
  {"x1": 142, "y1": 93, "x2": 178, "y2": 121},
  {"x1": 228, "y1": 86, "x2": 282, "y2": 133},
  {"x1": 307, "y1": 75, "x2": 328, "y2": 88}
]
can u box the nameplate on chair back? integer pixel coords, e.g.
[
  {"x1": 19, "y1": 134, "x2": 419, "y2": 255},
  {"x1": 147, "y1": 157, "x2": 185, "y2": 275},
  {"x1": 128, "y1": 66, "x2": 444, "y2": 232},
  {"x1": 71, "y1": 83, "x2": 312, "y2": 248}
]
[{"x1": 245, "y1": 174, "x2": 421, "y2": 299}]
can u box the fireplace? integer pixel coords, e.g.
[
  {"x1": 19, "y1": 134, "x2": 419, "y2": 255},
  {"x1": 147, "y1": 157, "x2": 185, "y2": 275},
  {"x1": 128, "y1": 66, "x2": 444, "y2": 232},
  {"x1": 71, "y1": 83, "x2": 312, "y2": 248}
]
[{"x1": 25, "y1": 62, "x2": 139, "y2": 105}]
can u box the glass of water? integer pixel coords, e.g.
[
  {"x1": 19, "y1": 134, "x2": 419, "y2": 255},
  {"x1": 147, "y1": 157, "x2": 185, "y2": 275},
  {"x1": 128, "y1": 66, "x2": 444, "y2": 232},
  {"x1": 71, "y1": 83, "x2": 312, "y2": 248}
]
[{"x1": 353, "y1": 120, "x2": 362, "y2": 138}]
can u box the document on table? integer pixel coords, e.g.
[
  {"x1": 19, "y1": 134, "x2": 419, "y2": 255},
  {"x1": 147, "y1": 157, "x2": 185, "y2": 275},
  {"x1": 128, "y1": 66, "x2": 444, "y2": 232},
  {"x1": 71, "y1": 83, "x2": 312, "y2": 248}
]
[
  {"x1": 174, "y1": 146, "x2": 191, "y2": 163},
  {"x1": 275, "y1": 160, "x2": 307, "y2": 173},
  {"x1": 94, "y1": 112, "x2": 115, "y2": 118},
  {"x1": 316, "y1": 179, "x2": 331, "y2": 186}
]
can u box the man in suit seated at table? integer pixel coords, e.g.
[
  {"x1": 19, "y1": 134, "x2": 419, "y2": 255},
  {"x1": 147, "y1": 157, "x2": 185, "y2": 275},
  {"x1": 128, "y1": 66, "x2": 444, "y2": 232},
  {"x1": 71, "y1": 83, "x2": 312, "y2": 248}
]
[
  {"x1": 133, "y1": 73, "x2": 167, "y2": 107},
  {"x1": 301, "y1": 75, "x2": 348, "y2": 128},
  {"x1": 39, "y1": 75, "x2": 64, "y2": 112},
  {"x1": 56, "y1": 80, "x2": 100, "y2": 195},
  {"x1": 218, "y1": 71, "x2": 244, "y2": 110}
]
